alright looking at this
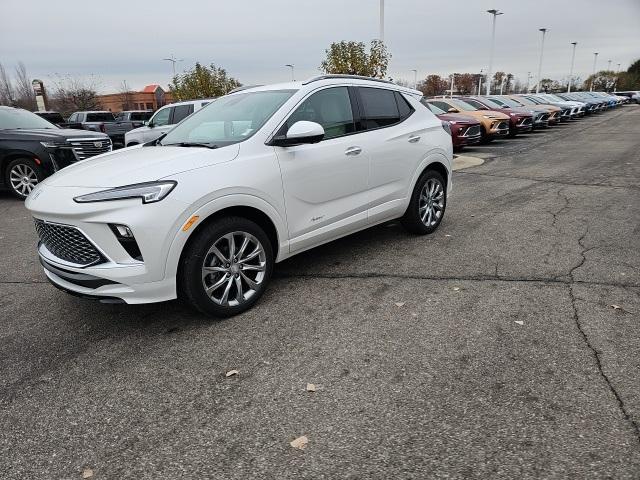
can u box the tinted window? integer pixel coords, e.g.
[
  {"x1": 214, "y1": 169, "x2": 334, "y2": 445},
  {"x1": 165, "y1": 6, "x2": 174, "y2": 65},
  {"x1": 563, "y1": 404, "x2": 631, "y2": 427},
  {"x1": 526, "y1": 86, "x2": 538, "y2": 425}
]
[
  {"x1": 151, "y1": 107, "x2": 172, "y2": 126},
  {"x1": 358, "y1": 87, "x2": 400, "y2": 128},
  {"x1": 37, "y1": 112, "x2": 65, "y2": 123},
  {"x1": 171, "y1": 104, "x2": 194, "y2": 124},
  {"x1": 395, "y1": 92, "x2": 414, "y2": 120},
  {"x1": 130, "y1": 112, "x2": 153, "y2": 121},
  {"x1": 86, "y1": 112, "x2": 116, "y2": 122},
  {"x1": 285, "y1": 87, "x2": 355, "y2": 140}
]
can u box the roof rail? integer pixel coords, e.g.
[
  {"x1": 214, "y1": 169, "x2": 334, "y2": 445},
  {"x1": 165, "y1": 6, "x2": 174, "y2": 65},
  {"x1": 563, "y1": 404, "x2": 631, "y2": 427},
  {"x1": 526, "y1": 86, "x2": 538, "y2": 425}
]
[
  {"x1": 302, "y1": 74, "x2": 394, "y2": 85},
  {"x1": 228, "y1": 85, "x2": 263, "y2": 94}
]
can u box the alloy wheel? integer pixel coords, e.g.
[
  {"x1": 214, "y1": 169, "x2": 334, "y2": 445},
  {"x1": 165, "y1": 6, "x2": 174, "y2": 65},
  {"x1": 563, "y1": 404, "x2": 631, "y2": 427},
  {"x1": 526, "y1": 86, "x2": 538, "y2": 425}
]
[
  {"x1": 419, "y1": 178, "x2": 445, "y2": 227},
  {"x1": 9, "y1": 164, "x2": 39, "y2": 197},
  {"x1": 201, "y1": 231, "x2": 267, "y2": 307}
]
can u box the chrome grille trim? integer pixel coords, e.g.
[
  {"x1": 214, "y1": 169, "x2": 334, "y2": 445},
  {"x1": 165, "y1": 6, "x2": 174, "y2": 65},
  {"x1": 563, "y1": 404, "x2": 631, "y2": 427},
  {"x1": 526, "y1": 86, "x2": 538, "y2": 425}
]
[
  {"x1": 461, "y1": 125, "x2": 481, "y2": 138},
  {"x1": 34, "y1": 218, "x2": 105, "y2": 267},
  {"x1": 68, "y1": 138, "x2": 113, "y2": 161}
]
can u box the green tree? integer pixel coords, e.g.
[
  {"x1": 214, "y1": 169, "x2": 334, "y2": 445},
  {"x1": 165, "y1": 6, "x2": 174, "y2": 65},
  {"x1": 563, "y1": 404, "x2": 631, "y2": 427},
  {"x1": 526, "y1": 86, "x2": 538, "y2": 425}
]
[
  {"x1": 170, "y1": 62, "x2": 241, "y2": 101},
  {"x1": 320, "y1": 40, "x2": 390, "y2": 79}
]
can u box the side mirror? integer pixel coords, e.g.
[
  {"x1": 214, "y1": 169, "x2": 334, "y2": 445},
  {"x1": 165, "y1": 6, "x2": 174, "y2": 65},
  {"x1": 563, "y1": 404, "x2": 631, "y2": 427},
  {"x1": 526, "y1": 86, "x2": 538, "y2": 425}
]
[
  {"x1": 270, "y1": 121, "x2": 325, "y2": 147},
  {"x1": 447, "y1": 108, "x2": 459, "y2": 113},
  {"x1": 146, "y1": 121, "x2": 153, "y2": 128}
]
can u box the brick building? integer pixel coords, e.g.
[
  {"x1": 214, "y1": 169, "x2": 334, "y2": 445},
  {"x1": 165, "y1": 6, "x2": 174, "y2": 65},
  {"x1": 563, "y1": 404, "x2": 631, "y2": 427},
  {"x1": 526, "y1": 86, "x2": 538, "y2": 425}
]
[{"x1": 97, "y1": 84, "x2": 174, "y2": 113}]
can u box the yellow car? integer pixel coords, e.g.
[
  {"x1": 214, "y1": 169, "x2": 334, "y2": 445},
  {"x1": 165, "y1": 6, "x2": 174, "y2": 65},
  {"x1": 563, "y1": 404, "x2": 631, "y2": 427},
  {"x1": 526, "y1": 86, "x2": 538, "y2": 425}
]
[{"x1": 425, "y1": 98, "x2": 509, "y2": 142}]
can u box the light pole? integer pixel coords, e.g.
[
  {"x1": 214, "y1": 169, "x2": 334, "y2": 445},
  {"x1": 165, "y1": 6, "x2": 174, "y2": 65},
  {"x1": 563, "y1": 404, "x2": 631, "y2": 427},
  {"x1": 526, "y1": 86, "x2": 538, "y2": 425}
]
[
  {"x1": 535, "y1": 28, "x2": 547, "y2": 93},
  {"x1": 500, "y1": 76, "x2": 506, "y2": 94},
  {"x1": 568, "y1": 41, "x2": 577, "y2": 92},
  {"x1": 607, "y1": 59, "x2": 612, "y2": 71},
  {"x1": 615, "y1": 63, "x2": 621, "y2": 92},
  {"x1": 450, "y1": 73, "x2": 456, "y2": 98},
  {"x1": 162, "y1": 54, "x2": 183, "y2": 78},
  {"x1": 285, "y1": 64, "x2": 295, "y2": 82},
  {"x1": 477, "y1": 69, "x2": 483, "y2": 95},
  {"x1": 411, "y1": 69, "x2": 418, "y2": 89},
  {"x1": 485, "y1": 9, "x2": 503, "y2": 95},
  {"x1": 590, "y1": 52, "x2": 598, "y2": 91},
  {"x1": 526, "y1": 71, "x2": 532, "y2": 93},
  {"x1": 379, "y1": 0, "x2": 385, "y2": 42}
]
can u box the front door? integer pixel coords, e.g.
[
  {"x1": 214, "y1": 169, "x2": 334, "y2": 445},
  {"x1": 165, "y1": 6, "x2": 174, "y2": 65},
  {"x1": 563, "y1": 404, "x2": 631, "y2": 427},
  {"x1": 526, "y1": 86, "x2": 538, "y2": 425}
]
[{"x1": 274, "y1": 86, "x2": 369, "y2": 253}]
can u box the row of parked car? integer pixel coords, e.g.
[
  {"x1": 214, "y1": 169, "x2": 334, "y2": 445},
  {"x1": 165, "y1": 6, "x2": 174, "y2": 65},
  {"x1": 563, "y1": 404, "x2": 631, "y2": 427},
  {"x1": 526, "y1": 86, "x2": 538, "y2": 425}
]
[{"x1": 422, "y1": 91, "x2": 633, "y2": 149}]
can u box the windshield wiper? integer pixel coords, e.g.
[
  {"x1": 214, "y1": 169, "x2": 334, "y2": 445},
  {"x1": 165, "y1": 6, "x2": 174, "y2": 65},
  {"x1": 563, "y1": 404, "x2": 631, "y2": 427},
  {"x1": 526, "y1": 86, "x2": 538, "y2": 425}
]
[{"x1": 162, "y1": 142, "x2": 219, "y2": 149}]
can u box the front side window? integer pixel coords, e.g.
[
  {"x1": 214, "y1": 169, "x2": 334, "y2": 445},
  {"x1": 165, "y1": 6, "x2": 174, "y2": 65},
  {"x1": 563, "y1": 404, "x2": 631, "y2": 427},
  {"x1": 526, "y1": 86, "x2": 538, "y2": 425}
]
[
  {"x1": 283, "y1": 87, "x2": 355, "y2": 140},
  {"x1": 463, "y1": 99, "x2": 488, "y2": 110},
  {"x1": 448, "y1": 99, "x2": 477, "y2": 111},
  {"x1": 151, "y1": 107, "x2": 172, "y2": 127},
  {"x1": 86, "y1": 112, "x2": 116, "y2": 122},
  {"x1": 421, "y1": 101, "x2": 446, "y2": 115},
  {"x1": 358, "y1": 87, "x2": 400, "y2": 128},
  {"x1": 161, "y1": 89, "x2": 295, "y2": 147},
  {"x1": 428, "y1": 100, "x2": 454, "y2": 112}
]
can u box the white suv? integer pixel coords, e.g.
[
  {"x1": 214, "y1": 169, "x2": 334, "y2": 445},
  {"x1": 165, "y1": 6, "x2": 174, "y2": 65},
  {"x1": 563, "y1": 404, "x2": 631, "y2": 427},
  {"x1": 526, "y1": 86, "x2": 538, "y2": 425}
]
[
  {"x1": 26, "y1": 75, "x2": 452, "y2": 317},
  {"x1": 124, "y1": 99, "x2": 212, "y2": 146}
]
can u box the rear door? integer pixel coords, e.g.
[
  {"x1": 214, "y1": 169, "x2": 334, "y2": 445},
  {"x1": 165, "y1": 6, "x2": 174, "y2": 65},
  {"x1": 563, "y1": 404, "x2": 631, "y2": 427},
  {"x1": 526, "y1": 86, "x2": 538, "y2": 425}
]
[{"x1": 353, "y1": 87, "x2": 424, "y2": 222}]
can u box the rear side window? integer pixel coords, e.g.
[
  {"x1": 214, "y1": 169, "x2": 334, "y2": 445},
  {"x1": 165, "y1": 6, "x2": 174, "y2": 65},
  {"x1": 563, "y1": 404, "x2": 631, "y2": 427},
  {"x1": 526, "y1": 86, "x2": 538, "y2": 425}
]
[
  {"x1": 86, "y1": 113, "x2": 116, "y2": 122},
  {"x1": 171, "y1": 104, "x2": 194, "y2": 124},
  {"x1": 358, "y1": 87, "x2": 400, "y2": 129},
  {"x1": 130, "y1": 112, "x2": 153, "y2": 121},
  {"x1": 395, "y1": 92, "x2": 414, "y2": 120}
]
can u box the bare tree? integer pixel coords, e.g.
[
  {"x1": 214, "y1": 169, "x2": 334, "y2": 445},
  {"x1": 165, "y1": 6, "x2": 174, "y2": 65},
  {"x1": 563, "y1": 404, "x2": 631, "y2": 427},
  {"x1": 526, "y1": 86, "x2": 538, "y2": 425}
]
[
  {"x1": 14, "y1": 62, "x2": 36, "y2": 110},
  {"x1": 48, "y1": 75, "x2": 102, "y2": 116},
  {"x1": 0, "y1": 62, "x2": 15, "y2": 106},
  {"x1": 119, "y1": 80, "x2": 135, "y2": 111}
]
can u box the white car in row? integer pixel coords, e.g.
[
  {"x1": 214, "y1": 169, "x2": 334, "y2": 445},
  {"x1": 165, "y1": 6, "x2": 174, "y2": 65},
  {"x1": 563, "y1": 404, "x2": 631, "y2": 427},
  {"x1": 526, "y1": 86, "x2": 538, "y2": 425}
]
[
  {"x1": 26, "y1": 75, "x2": 453, "y2": 317},
  {"x1": 124, "y1": 99, "x2": 213, "y2": 146}
]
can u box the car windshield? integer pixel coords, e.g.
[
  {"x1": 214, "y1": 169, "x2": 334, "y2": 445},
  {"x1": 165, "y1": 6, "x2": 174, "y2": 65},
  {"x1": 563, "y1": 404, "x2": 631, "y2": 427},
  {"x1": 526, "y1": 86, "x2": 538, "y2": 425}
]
[
  {"x1": 448, "y1": 99, "x2": 477, "y2": 111},
  {"x1": 0, "y1": 108, "x2": 58, "y2": 130},
  {"x1": 494, "y1": 97, "x2": 523, "y2": 108},
  {"x1": 480, "y1": 98, "x2": 506, "y2": 109},
  {"x1": 161, "y1": 89, "x2": 296, "y2": 147},
  {"x1": 421, "y1": 101, "x2": 446, "y2": 115},
  {"x1": 514, "y1": 97, "x2": 536, "y2": 106}
]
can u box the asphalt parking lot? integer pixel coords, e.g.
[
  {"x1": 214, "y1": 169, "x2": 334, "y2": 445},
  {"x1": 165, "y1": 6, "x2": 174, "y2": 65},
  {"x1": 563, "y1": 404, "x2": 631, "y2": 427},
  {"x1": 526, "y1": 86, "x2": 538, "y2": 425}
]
[{"x1": 1, "y1": 106, "x2": 639, "y2": 479}]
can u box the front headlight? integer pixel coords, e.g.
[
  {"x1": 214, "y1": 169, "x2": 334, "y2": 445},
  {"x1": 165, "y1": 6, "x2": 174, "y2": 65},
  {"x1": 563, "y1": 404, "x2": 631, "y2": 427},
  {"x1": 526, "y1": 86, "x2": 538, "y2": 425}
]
[
  {"x1": 73, "y1": 181, "x2": 177, "y2": 204},
  {"x1": 509, "y1": 112, "x2": 516, "y2": 117},
  {"x1": 40, "y1": 141, "x2": 68, "y2": 149},
  {"x1": 482, "y1": 115, "x2": 493, "y2": 119}
]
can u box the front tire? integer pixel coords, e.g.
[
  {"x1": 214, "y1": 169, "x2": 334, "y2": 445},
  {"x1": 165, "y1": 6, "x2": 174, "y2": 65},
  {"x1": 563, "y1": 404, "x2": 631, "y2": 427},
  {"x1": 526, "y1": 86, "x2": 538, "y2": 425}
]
[
  {"x1": 401, "y1": 170, "x2": 447, "y2": 235},
  {"x1": 5, "y1": 158, "x2": 45, "y2": 200},
  {"x1": 178, "y1": 216, "x2": 274, "y2": 317}
]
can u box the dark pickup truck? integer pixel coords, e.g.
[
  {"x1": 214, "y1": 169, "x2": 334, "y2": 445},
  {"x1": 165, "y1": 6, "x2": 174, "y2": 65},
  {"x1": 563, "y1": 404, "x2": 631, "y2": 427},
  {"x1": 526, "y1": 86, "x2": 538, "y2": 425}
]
[
  {"x1": 33, "y1": 111, "x2": 83, "y2": 129},
  {"x1": 66, "y1": 111, "x2": 139, "y2": 148}
]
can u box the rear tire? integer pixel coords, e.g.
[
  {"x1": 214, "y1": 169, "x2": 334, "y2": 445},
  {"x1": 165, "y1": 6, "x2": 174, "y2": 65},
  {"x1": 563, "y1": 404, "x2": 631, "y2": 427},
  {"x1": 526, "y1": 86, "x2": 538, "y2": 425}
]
[
  {"x1": 401, "y1": 169, "x2": 447, "y2": 235},
  {"x1": 5, "y1": 158, "x2": 45, "y2": 200},
  {"x1": 178, "y1": 216, "x2": 274, "y2": 317}
]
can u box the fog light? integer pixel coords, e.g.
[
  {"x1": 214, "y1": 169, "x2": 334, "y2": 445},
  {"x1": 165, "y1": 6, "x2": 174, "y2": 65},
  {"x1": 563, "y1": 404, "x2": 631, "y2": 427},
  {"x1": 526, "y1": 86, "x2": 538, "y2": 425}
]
[{"x1": 114, "y1": 224, "x2": 134, "y2": 238}]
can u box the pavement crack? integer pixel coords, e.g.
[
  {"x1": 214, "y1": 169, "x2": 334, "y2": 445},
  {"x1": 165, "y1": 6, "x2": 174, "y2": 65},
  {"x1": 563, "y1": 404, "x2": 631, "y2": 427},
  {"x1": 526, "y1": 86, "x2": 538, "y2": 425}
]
[
  {"x1": 456, "y1": 171, "x2": 638, "y2": 190},
  {"x1": 568, "y1": 282, "x2": 640, "y2": 444}
]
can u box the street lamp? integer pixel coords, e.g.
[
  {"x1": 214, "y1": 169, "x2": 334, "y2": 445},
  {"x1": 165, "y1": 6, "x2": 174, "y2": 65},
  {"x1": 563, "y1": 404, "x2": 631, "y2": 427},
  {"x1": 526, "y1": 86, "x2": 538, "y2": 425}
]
[
  {"x1": 590, "y1": 52, "x2": 598, "y2": 91},
  {"x1": 568, "y1": 42, "x2": 577, "y2": 92},
  {"x1": 485, "y1": 9, "x2": 503, "y2": 95},
  {"x1": 607, "y1": 59, "x2": 612, "y2": 71},
  {"x1": 285, "y1": 64, "x2": 295, "y2": 82},
  {"x1": 411, "y1": 69, "x2": 418, "y2": 89},
  {"x1": 162, "y1": 54, "x2": 183, "y2": 78},
  {"x1": 535, "y1": 28, "x2": 547, "y2": 94},
  {"x1": 526, "y1": 71, "x2": 532, "y2": 93},
  {"x1": 379, "y1": 0, "x2": 385, "y2": 42},
  {"x1": 477, "y1": 69, "x2": 483, "y2": 95}
]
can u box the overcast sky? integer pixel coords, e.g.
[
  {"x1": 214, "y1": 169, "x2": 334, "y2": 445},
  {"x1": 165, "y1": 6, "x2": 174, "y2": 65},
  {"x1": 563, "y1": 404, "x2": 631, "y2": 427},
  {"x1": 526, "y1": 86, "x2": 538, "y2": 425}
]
[{"x1": 2, "y1": 0, "x2": 639, "y2": 93}]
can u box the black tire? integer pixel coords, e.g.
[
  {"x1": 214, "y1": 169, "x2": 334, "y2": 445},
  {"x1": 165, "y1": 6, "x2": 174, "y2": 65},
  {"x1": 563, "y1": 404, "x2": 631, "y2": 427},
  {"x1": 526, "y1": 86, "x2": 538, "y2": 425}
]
[
  {"x1": 401, "y1": 169, "x2": 447, "y2": 235},
  {"x1": 5, "y1": 158, "x2": 45, "y2": 200},
  {"x1": 178, "y1": 216, "x2": 274, "y2": 317}
]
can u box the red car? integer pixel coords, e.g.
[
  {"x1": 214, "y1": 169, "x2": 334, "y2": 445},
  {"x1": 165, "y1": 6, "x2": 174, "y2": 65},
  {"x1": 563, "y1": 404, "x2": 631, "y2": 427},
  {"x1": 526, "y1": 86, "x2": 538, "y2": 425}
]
[
  {"x1": 457, "y1": 96, "x2": 533, "y2": 137},
  {"x1": 422, "y1": 101, "x2": 481, "y2": 150}
]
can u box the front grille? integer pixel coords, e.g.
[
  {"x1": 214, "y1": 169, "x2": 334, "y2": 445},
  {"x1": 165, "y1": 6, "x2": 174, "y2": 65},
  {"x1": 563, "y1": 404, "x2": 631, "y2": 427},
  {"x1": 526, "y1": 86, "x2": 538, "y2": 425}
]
[
  {"x1": 69, "y1": 138, "x2": 112, "y2": 160},
  {"x1": 496, "y1": 121, "x2": 508, "y2": 131},
  {"x1": 538, "y1": 113, "x2": 550, "y2": 122},
  {"x1": 518, "y1": 117, "x2": 533, "y2": 126},
  {"x1": 34, "y1": 218, "x2": 105, "y2": 266},
  {"x1": 462, "y1": 125, "x2": 481, "y2": 137}
]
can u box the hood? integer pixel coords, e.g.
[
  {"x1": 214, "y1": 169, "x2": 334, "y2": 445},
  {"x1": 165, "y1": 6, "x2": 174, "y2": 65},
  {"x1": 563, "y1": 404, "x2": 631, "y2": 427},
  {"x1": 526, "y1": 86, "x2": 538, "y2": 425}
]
[
  {"x1": 44, "y1": 143, "x2": 240, "y2": 188},
  {"x1": 436, "y1": 113, "x2": 479, "y2": 124},
  {"x1": 0, "y1": 128, "x2": 108, "y2": 142}
]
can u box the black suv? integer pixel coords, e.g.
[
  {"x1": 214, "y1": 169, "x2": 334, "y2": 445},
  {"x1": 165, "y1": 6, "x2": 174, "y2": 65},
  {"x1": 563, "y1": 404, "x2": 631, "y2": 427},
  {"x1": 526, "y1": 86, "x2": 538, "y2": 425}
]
[{"x1": 0, "y1": 106, "x2": 111, "y2": 199}]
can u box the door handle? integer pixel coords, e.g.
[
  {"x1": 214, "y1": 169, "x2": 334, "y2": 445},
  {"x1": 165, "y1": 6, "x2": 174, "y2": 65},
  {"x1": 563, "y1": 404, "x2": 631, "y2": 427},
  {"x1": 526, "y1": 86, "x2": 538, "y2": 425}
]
[
  {"x1": 345, "y1": 146, "x2": 362, "y2": 156},
  {"x1": 408, "y1": 135, "x2": 421, "y2": 143}
]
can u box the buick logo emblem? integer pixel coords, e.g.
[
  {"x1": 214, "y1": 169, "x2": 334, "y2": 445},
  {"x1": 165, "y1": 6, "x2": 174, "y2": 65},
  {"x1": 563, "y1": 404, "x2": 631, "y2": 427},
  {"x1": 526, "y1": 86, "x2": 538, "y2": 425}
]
[{"x1": 94, "y1": 141, "x2": 103, "y2": 148}]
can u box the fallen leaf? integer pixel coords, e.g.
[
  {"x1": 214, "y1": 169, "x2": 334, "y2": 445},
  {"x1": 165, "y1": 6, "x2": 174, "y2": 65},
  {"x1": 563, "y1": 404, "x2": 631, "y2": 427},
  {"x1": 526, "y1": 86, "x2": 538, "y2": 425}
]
[
  {"x1": 514, "y1": 320, "x2": 524, "y2": 326},
  {"x1": 82, "y1": 469, "x2": 94, "y2": 479},
  {"x1": 225, "y1": 370, "x2": 239, "y2": 377},
  {"x1": 445, "y1": 234, "x2": 452, "y2": 237},
  {"x1": 610, "y1": 305, "x2": 622, "y2": 310},
  {"x1": 306, "y1": 383, "x2": 316, "y2": 392},
  {"x1": 290, "y1": 436, "x2": 309, "y2": 450},
  {"x1": 394, "y1": 302, "x2": 405, "y2": 307},
  {"x1": 453, "y1": 287, "x2": 460, "y2": 292}
]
